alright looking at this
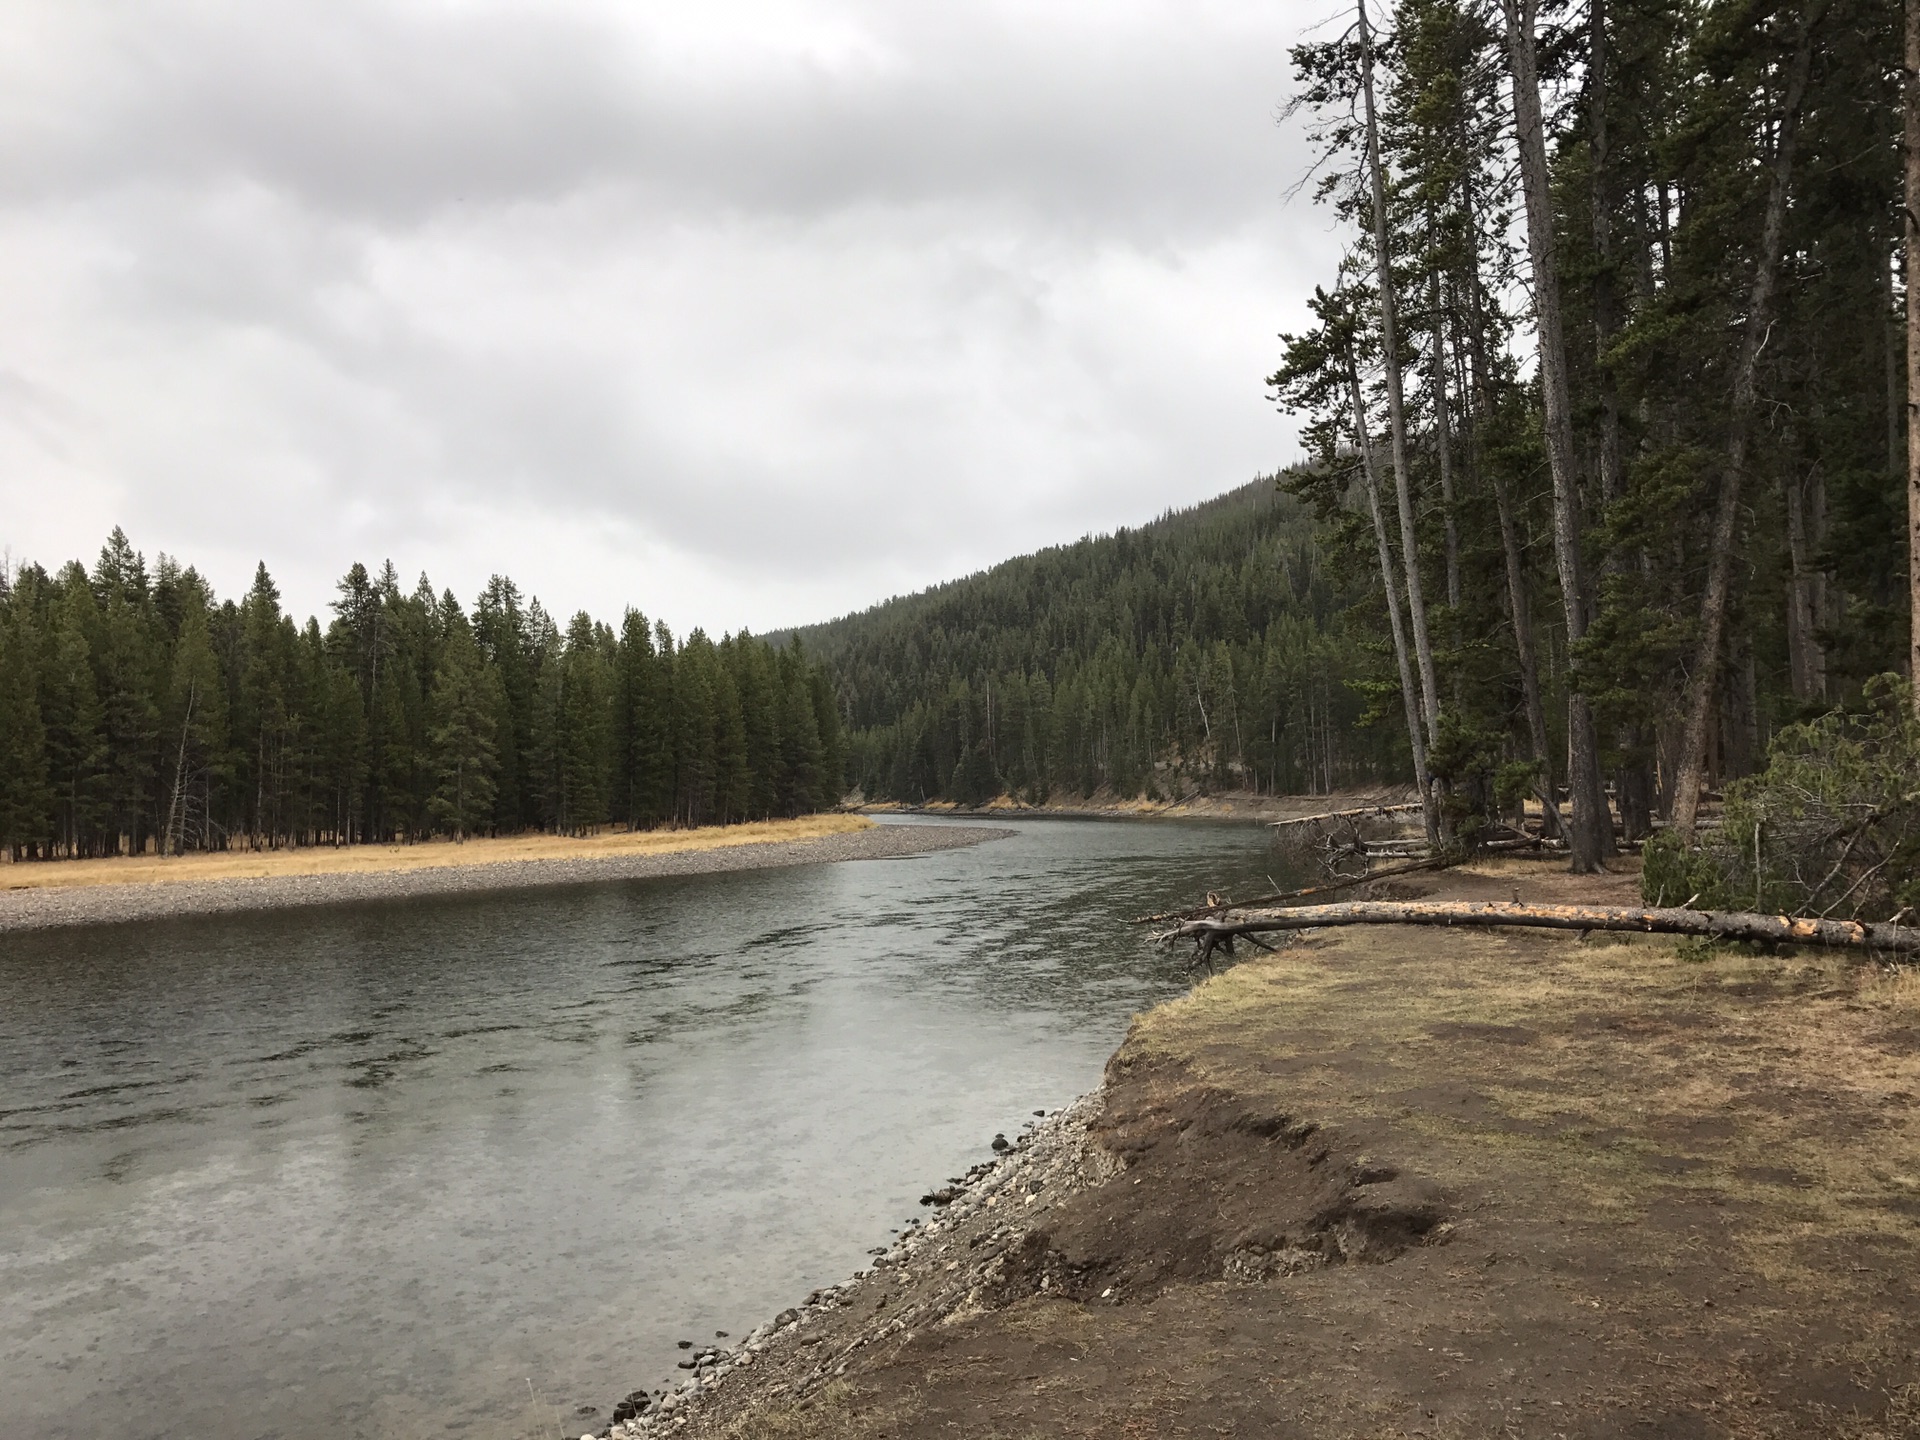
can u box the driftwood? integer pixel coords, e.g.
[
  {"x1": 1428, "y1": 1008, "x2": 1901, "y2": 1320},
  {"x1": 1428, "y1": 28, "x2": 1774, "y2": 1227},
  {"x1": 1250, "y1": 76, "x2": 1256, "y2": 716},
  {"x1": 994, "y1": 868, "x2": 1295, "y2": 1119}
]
[
  {"x1": 1268, "y1": 802, "x2": 1421, "y2": 830},
  {"x1": 1163, "y1": 899, "x2": 1920, "y2": 959},
  {"x1": 1138, "y1": 836, "x2": 1566, "y2": 927}
]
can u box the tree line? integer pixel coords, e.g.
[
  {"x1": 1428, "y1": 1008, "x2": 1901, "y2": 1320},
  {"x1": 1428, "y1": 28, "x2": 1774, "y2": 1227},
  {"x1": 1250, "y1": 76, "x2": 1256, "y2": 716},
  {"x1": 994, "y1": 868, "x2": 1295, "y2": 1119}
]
[
  {"x1": 1267, "y1": 0, "x2": 1912, "y2": 869},
  {"x1": 0, "y1": 529, "x2": 845, "y2": 860},
  {"x1": 797, "y1": 482, "x2": 1399, "y2": 805}
]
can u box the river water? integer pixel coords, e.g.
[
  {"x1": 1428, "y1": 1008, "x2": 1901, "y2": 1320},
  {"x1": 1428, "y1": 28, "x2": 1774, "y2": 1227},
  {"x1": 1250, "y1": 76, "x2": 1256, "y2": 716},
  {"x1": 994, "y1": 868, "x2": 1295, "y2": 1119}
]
[{"x1": 1, "y1": 816, "x2": 1286, "y2": 1440}]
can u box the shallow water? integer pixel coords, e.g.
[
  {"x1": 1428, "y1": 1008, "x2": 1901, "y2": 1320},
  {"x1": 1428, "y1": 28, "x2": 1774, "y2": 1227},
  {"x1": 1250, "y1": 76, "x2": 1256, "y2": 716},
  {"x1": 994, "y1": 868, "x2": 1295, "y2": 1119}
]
[{"x1": 0, "y1": 816, "x2": 1288, "y2": 1440}]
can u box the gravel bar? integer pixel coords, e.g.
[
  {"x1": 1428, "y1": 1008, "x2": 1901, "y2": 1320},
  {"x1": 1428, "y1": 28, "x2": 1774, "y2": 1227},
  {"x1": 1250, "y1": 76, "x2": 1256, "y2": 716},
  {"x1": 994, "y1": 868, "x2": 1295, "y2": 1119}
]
[{"x1": 0, "y1": 823, "x2": 1013, "y2": 935}]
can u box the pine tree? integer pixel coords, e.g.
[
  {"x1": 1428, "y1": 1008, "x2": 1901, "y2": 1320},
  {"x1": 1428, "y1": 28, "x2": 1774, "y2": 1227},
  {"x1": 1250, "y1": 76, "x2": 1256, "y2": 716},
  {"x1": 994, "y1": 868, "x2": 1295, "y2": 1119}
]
[
  {"x1": 160, "y1": 596, "x2": 228, "y2": 854},
  {"x1": 427, "y1": 612, "x2": 500, "y2": 841},
  {"x1": 0, "y1": 603, "x2": 54, "y2": 856}
]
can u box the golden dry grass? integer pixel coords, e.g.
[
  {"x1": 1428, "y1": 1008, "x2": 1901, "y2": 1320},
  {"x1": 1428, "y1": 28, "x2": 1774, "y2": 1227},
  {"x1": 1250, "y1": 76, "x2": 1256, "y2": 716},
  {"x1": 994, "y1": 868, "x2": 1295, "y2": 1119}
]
[
  {"x1": 1129, "y1": 919, "x2": 1920, "y2": 1309},
  {"x1": 0, "y1": 813, "x2": 873, "y2": 892}
]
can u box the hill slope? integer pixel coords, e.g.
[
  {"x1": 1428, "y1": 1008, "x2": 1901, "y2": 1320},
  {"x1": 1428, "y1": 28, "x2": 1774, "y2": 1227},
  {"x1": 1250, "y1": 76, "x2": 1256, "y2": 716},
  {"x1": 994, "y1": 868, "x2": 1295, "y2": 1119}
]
[{"x1": 797, "y1": 479, "x2": 1395, "y2": 803}]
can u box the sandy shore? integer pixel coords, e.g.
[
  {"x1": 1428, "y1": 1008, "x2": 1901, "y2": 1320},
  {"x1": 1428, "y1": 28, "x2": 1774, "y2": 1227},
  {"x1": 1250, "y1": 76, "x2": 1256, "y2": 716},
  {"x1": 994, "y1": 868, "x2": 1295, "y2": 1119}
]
[
  {"x1": 0, "y1": 821, "x2": 1012, "y2": 934},
  {"x1": 596, "y1": 854, "x2": 1920, "y2": 1439}
]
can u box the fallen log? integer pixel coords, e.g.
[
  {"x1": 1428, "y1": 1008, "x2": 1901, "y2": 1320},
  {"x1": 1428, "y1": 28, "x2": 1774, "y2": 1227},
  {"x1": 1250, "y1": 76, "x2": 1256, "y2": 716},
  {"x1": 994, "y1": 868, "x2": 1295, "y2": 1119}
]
[
  {"x1": 1268, "y1": 802, "x2": 1421, "y2": 830},
  {"x1": 1161, "y1": 900, "x2": 1920, "y2": 955},
  {"x1": 1136, "y1": 837, "x2": 1563, "y2": 926}
]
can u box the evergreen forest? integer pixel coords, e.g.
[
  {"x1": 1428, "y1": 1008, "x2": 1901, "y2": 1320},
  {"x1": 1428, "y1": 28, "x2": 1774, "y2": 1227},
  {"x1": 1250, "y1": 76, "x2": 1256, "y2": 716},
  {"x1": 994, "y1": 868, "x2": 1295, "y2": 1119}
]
[
  {"x1": 818, "y1": 0, "x2": 1918, "y2": 854},
  {"x1": 9, "y1": 0, "x2": 1916, "y2": 865},
  {"x1": 0, "y1": 532, "x2": 845, "y2": 859},
  {"x1": 800, "y1": 481, "x2": 1391, "y2": 805},
  {"x1": 1267, "y1": 0, "x2": 1913, "y2": 870}
]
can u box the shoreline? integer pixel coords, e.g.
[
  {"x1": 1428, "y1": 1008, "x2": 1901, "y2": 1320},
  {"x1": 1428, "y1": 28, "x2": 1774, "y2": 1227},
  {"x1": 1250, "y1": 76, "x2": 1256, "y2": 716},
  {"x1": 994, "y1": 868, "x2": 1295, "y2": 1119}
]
[
  {"x1": 0, "y1": 822, "x2": 1013, "y2": 934},
  {"x1": 590, "y1": 854, "x2": 1920, "y2": 1439},
  {"x1": 856, "y1": 785, "x2": 1415, "y2": 825}
]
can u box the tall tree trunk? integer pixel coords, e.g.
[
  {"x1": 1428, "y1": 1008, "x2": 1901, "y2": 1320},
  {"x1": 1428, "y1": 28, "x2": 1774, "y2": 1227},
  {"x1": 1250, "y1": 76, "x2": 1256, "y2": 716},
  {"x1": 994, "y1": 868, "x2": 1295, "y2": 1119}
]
[
  {"x1": 1358, "y1": 0, "x2": 1443, "y2": 744},
  {"x1": 1672, "y1": 7, "x2": 1823, "y2": 836},
  {"x1": 1590, "y1": 0, "x2": 1624, "y2": 529},
  {"x1": 1500, "y1": 0, "x2": 1610, "y2": 870},
  {"x1": 1460, "y1": 167, "x2": 1565, "y2": 842},
  {"x1": 1785, "y1": 465, "x2": 1827, "y2": 703},
  {"x1": 1889, "y1": 228, "x2": 1903, "y2": 477},
  {"x1": 1347, "y1": 359, "x2": 1438, "y2": 840},
  {"x1": 1429, "y1": 264, "x2": 1463, "y2": 612},
  {"x1": 1908, "y1": 0, "x2": 1920, "y2": 710},
  {"x1": 163, "y1": 683, "x2": 194, "y2": 858}
]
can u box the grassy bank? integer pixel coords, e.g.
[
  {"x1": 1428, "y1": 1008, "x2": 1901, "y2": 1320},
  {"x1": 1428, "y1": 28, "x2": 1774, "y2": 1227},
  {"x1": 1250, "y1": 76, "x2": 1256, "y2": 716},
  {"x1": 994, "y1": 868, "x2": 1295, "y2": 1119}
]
[
  {"x1": 0, "y1": 814, "x2": 873, "y2": 892},
  {"x1": 658, "y1": 855, "x2": 1920, "y2": 1439}
]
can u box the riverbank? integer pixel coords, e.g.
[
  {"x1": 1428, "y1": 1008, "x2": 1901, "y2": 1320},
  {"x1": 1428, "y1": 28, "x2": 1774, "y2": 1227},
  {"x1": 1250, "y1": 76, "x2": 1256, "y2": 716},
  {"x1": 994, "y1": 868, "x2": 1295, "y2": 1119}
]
[
  {"x1": 859, "y1": 785, "x2": 1415, "y2": 824},
  {"x1": 611, "y1": 854, "x2": 1920, "y2": 1439},
  {"x1": 0, "y1": 819, "x2": 1012, "y2": 933}
]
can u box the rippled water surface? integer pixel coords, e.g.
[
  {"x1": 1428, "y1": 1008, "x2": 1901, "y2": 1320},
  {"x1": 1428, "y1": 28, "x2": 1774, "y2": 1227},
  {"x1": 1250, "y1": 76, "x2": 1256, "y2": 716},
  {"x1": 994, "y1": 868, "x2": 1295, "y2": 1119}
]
[{"x1": 1, "y1": 816, "x2": 1288, "y2": 1440}]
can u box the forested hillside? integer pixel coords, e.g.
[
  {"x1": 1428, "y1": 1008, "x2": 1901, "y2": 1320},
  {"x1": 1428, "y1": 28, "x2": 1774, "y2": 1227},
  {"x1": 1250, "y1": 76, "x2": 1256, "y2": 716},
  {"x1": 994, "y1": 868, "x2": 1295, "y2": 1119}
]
[
  {"x1": 0, "y1": 532, "x2": 843, "y2": 859},
  {"x1": 1266, "y1": 0, "x2": 1912, "y2": 869},
  {"x1": 799, "y1": 481, "x2": 1395, "y2": 804}
]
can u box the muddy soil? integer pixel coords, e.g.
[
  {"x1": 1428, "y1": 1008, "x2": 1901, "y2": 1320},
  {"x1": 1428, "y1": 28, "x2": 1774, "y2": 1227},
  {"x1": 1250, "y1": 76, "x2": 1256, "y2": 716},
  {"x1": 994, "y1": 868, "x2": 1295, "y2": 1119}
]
[{"x1": 615, "y1": 858, "x2": 1920, "y2": 1439}]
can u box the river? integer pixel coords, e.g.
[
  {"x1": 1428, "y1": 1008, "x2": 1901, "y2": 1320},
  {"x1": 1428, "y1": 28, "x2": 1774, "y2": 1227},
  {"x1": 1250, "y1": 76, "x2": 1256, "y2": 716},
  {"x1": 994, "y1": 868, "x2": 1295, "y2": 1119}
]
[{"x1": 0, "y1": 815, "x2": 1287, "y2": 1440}]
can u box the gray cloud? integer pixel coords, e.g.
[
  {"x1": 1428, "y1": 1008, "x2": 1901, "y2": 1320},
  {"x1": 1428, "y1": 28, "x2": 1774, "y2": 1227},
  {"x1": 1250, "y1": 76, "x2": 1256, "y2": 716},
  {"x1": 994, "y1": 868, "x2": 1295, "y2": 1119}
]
[{"x1": 0, "y1": 0, "x2": 1337, "y2": 634}]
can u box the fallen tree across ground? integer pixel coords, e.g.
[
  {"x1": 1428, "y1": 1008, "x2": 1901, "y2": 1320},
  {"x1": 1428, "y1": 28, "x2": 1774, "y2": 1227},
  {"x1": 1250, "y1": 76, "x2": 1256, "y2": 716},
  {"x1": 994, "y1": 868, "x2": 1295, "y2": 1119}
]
[{"x1": 1161, "y1": 900, "x2": 1920, "y2": 966}]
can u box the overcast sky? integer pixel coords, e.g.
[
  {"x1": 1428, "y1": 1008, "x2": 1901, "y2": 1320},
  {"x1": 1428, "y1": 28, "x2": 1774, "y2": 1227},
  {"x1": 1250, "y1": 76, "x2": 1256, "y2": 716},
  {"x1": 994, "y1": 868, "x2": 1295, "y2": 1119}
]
[{"x1": 0, "y1": 0, "x2": 1339, "y2": 636}]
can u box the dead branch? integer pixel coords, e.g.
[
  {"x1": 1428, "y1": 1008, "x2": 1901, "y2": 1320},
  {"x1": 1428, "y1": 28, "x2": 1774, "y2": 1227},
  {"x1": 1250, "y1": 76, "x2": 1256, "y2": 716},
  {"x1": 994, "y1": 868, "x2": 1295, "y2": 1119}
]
[{"x1": 1160, "y1": 900, "x2": 1920, "y2": 954}]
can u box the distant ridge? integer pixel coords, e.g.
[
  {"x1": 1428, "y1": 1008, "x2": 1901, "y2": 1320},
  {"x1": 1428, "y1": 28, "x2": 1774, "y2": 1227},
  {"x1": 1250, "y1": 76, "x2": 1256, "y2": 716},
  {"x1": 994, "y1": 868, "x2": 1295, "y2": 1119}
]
[{"x1": 794, "y1": 476, "x2": 1396, "y2": 804}]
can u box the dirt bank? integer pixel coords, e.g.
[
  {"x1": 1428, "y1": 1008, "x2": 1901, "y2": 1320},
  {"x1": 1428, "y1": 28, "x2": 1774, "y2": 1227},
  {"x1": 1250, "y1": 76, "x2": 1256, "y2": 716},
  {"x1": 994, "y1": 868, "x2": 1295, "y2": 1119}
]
[
  {"x1": 609, "y1": 856, "x2": 1920, "y2": 1440},
  {"x1": 859, "y1": 786, "x2": 1416, "y2": 825},
  {"x1": 0, "y1": 821, "x2": 1010, "y2": 934}
]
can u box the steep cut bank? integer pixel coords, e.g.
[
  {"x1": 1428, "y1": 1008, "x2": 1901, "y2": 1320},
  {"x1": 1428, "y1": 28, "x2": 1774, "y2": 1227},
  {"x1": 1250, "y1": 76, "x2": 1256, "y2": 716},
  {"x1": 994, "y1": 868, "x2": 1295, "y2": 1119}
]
[{"x1": 599, "y1": 858, "x2": 1920, "y2": 1439}]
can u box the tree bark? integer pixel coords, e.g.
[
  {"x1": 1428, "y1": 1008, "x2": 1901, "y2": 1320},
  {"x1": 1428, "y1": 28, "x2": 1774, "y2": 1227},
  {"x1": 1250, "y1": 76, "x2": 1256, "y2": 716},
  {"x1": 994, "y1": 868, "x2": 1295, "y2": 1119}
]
[
  {"x1": 1459, "y1": 111, "x2": 1563, "y2": 843},
  {"x1": 1672, "y1": 7, "x2": 1823, "y2": 836},
  {"x1": 1167, "y1": 899, "x2": 1920, "y2": 955},
  {"x1": 1500, "y1": 0, "x2": 1610, "y2": 870},
  {"x1": 1347, "y1": 359, "x2": 1440, "y2": 844},
  {"x1": 1785, "y1": 465, "x2": 1827, "y2": 702},
  {"x1": 1430, "y1": 264, "x2": 1463, "y2": 612},
  {"x1": 1590, "y1": 0, "x2": 1624, "y2": 530},
  {"x1": 1359, "y1": 0, "x2": 1443, "y2": 740},
  {"x1": 1908, "y1": 0, "x2": 1920, "y2": 709}
]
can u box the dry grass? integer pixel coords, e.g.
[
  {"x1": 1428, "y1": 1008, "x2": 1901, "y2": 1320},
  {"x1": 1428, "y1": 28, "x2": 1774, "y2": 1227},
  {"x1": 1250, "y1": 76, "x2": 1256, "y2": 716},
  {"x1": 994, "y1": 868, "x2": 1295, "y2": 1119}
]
[
  {"x1": 0, "y1": 814, "x2": 873, "y2": 892},
  {"x1": 1130, "y1": 916, "x2": 1920, "y2": 1309}
]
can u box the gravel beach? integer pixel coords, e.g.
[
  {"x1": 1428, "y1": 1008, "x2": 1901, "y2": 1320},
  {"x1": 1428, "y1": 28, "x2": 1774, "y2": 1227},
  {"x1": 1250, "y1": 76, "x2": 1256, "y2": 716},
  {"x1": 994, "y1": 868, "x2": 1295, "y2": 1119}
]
[{"x1": 0, "y1": 823, "x2": 1012, "y2": 934}]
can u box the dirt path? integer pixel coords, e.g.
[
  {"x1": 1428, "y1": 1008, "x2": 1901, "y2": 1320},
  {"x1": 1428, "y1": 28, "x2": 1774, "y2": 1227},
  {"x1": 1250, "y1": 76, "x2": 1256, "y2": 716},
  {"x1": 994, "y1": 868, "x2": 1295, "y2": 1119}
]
[{"x1": 626, "y1": 857, "x2": 1920, "y2": 1440}]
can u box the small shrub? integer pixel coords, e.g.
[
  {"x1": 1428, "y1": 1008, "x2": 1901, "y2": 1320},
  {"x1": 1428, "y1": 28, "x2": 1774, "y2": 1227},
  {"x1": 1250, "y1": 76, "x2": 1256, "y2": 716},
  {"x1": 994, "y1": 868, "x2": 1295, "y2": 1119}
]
[{"x1": 1641, "y1": 675, "x2": 1920, "y2": 921}]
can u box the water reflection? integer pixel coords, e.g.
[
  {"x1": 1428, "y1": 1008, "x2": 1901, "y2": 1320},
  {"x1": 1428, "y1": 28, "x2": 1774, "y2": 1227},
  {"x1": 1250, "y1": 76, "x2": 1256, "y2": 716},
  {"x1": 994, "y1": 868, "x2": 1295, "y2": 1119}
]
[{"x1": 0, "y1": 816, "x2": 1288, "y2": 1440}]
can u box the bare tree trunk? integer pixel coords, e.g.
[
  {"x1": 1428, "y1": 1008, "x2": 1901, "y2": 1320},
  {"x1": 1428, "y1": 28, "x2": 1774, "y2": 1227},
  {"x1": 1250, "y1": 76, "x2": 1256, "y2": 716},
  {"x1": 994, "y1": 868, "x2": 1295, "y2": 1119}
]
[
  {"x1": 163, "y1": 683, "x2": 195, "y2": 858},
  {"x1": 1590, "y1": 0, "x2": 1624, "y2": 529},
  {"x1": 1909, "y1": 0, "x2": 1920, "y2": 708},
  {"x1": 1672, "y1": 7, "x2": 1823, "y2": 836},
  {"x1": 1359, "y1": 0, "x2": 1443, "y2": 740},
  {"x1": 1501, "y1": 0, "x2": 1610, "y2": 871},
  {"x1": 1785, "y1": 466, "x2": 1827, "y2": 702},
  {"x1": 1347, "y1": 360, "x2": 1439, "y2": 843},
  {"x1": 1166, "y1": 900, "x2": 1920, "y2": 956},
  {"x1": 1889, "y1": 229, "x2": 1904, "y2": 477},
  {"x1": 1459, "y1": 172, "x2": 1565, "y2": 843},
  {"x1": 1429, "y1": 264, "x2": 1463, "y2": 611}
]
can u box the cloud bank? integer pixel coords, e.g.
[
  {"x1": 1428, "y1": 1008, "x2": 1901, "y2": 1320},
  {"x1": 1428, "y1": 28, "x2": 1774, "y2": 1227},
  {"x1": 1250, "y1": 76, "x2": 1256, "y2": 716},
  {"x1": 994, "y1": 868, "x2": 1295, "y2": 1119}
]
[{"x1": 0, "y1": 0, "x2": 1335, "y2": 633}]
